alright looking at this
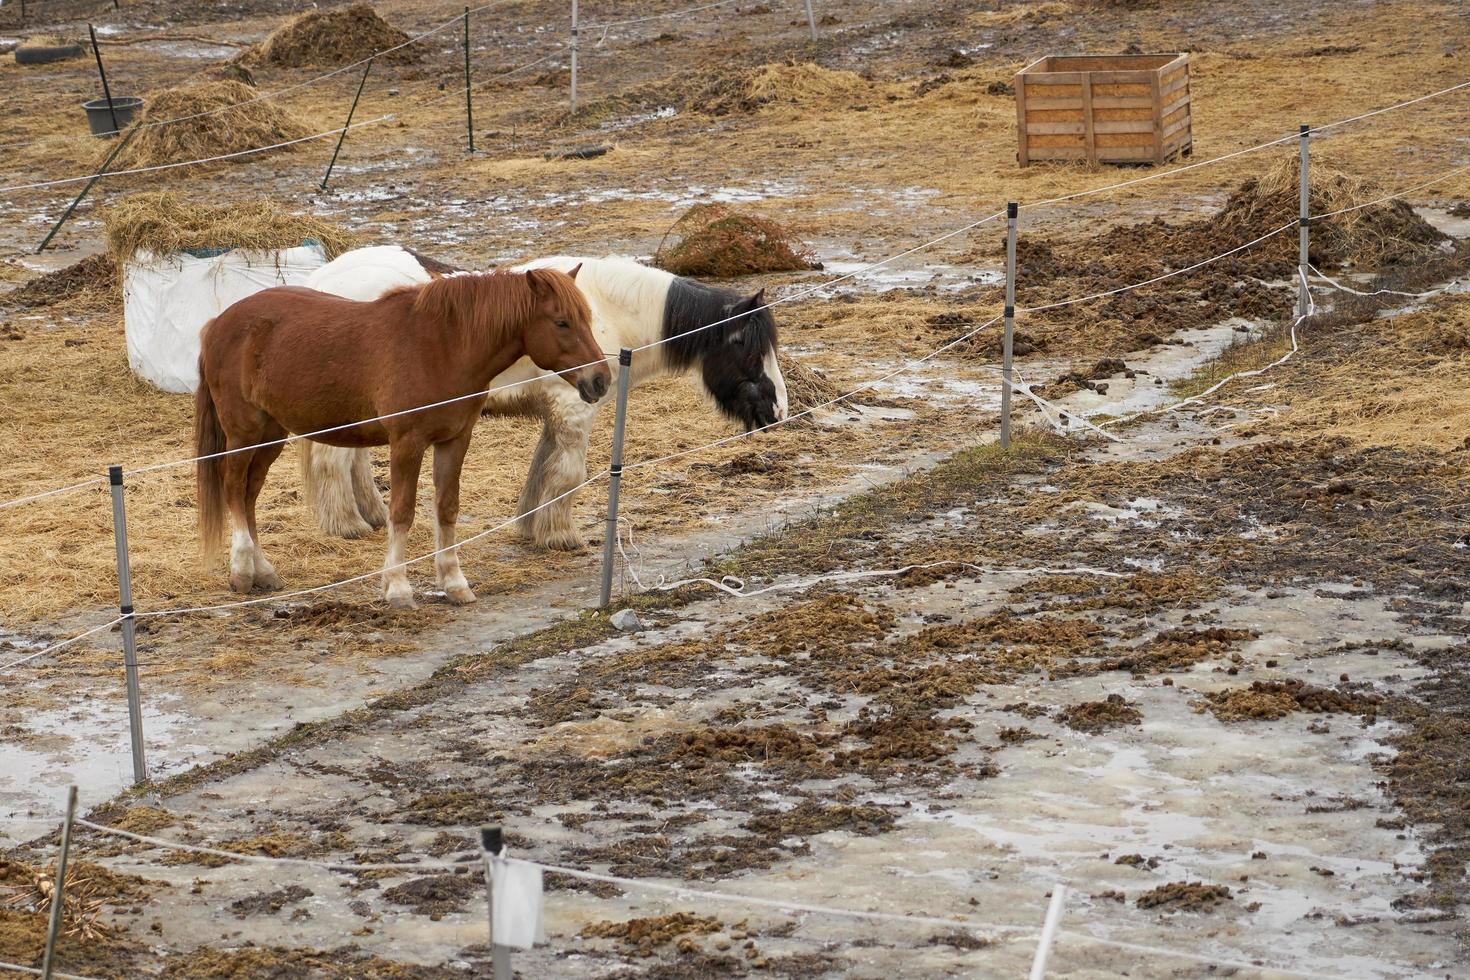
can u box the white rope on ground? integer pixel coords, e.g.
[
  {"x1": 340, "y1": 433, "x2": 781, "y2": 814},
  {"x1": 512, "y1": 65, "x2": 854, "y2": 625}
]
[
  {"x1": 1309, "y1": 263, "x2": 1464, "y2": 300},
  {"x1": 131, "y1": 473, "x2": 604, "y2": 620},
  {"x1": 0, "y1": 960, "x2": 104, "y2": 980},
  {"x1": 0, "y1": 0, "x2": 524, "y2": 153},
  {"x1": 0, "y1": 618, "x2": 124, "y2": 673}
]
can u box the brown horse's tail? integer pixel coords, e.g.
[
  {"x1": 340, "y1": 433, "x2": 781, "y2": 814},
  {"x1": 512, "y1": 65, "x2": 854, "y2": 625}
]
[{"x1": 194, "y1": 363, "x2": 226, "y2": 563}]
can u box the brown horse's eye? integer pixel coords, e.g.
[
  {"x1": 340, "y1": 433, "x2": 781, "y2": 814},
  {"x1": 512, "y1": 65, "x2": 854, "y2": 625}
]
[{"x1": 556, "y1": 320, "x2": 571, "y2": 330}]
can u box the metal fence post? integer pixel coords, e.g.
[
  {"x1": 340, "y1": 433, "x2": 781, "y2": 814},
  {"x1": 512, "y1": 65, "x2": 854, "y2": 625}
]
[
  {"x1": 88, "y1": 24, "x2": 120, "y2": 136},
  {"x1": 569, "y1": 0, "x2": 579, "y2": 114},
  {"x1": 804, "y1": 0, "x2": 818, "y2": 41},
  {"x1": 36, "y1": 121, "x2": 139, "y2": 253},
  {"x1": 479, "y1": 826, "x2": 513, "y2": 980},
  {"x1": 108, "y1": 466, "x2": 147, "y2": 785},
  {"x1": 1027, "y1": 884, "x2": 1067, "y2": 980},
  {"x1": 1001, "y1": 201, "x2": 1018, "y2": 449},
  {"x1": 599, "y1": 348, "x2": 632, "y2": 607},
  {"x1": 1298, "y1": 123, "x2": 1310, "y2": 317},
  {"x1": 463, "y1": 6, "x2": 475, "y2": 153},
  {"x1": 39, "y1": 785, "x2": 78, "y2": 980},
  {"x1": 320, "y1": 56, "x2": 373, "y2": 190}
]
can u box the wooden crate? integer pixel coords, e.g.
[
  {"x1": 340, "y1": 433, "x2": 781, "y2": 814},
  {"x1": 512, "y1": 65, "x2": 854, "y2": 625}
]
[{"x1": 1014, "y1": 54, "x2": 1191, "y2": 167}]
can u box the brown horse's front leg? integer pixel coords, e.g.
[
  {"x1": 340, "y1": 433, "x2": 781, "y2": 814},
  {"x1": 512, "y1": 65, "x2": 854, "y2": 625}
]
[
  {"x1": 382, "y1": 436, "x2": 426, "y2": 610},
  {"x1": 432, "y1": 426, "x2": 475, "y2": 605}
]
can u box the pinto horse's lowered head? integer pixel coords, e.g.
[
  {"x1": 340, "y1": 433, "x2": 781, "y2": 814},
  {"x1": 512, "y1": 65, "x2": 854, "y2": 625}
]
[{"x1": 662, "y1": 278, "x2": 787, "y2": 432}]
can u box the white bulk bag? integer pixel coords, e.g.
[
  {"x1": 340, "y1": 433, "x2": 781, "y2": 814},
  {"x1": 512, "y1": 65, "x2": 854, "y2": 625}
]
[{"x1": 121, "y1": 243, "x2": 328, "y2": 394}]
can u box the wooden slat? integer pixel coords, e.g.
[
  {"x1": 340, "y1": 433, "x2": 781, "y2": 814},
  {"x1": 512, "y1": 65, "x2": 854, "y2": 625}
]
[
  {"x1": 1090, "y1": 95, "x2": 1155, "y2": 109},
  {"x1": 1023, "y1": 69, "x2": 1156, "y2": 85},
  {"x1": 1042, "y1": 54, "x2": 1177, "y2": 72},
  {"x1": 1028, "y1": 133, "x2": 1088, "y2": 148},
  {"x1": 1162, "y1": 94, "x2": 1190, "y2": 116},
  {"x1": 1024, "y1": 146, "x2": 1090, "y2": 160},
  {"x1": 1027, "y1": 122, "x2": 1086, "y2": 135},
  {"x1": 1160, "y1": 72, "x2": 1189, "y2": 99},
  {"x1": 1014, "y1": 71, "x2": 1029, "y2": 167},
  {"x1": 1022, "y1": 96, "x2": 1084, "y2": 110},
  {"x1": 1163, "y1": 114, "x2": 1191, "y2": 139},
  {"x1": 1096, "y1": 132, "x2": 1156, "y2": 147},
  {"x1": 1094, "y1": 107, "x2": 1153, "y2": 122},
  {"x1": 1093, "y1": 120, "x2": 1157, "y2": 134},
  {"x1": 1162, "y1": 104, "x2": 1189, "y2": 128},
  {"x1": 1080, "y1": 73, "x2": 1097, "y2": 164},
  {"x1": 1150, "y1": 72, "x2": 1165, "y2": 165},
  {"x1": 1027, "y1": 108, "x2": 1085, "y2": 123}
]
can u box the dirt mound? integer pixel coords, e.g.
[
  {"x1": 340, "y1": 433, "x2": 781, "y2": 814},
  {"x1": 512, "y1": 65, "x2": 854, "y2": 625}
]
[
  {"x1": 105, "y1": 191, "x2": 360, "y2": 260},
  {"x1": 0, "y1": 253, "x2": 117, "y2": 310},
  {"x1": 682, "y1": 61, "x2": 873, "y2": 115},
  {"x1": 1195, "y1": 679, "x2": 1381, "y2": 722},
  {"x1": 108, "y1": 80, "x2": 310, "y2": 172},
  {"x1": 242, "y1": 4, "x2": 419, "y2": 67},
  {"x1": 1057, "y1": 694, "x2": 1143, "y2": 732},
  {"x1": 1215, "y1": 157, "x2": 1447, "y2": 268},
  {"x1": 654, "y1": 204, "x2": 816, "y2": 278},
  {"x1": 1136, "y1": 881, "x2": 1233, "y2": 911},
  {"x1": 583, "y1": 912, "x2": 723, "y2": 949}
]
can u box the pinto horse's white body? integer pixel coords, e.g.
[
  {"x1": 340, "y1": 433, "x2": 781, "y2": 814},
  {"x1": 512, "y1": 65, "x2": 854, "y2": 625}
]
[{"x1": 301, "y1": 245, "x2": 787, "y2": 549}]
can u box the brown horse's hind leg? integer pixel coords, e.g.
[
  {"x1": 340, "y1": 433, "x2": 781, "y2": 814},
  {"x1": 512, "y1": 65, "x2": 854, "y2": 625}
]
[
  {"x1": 382, "y1": 436, "x2": 426, "y2": 610},
  {"x1": 222, "y1": 446, "x2": 258, "y2": 593},
  {"x1": 432, "y1": 427, "x2": 475, "y2": 605},
  {"x1": 243, "y1": 430, "x2": 286, "y2": 591}
]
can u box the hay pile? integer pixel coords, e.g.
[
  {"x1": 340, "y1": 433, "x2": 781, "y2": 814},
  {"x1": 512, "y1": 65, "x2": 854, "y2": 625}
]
[
  {"x1": 242, "y1": 4, "x2": 420, "y2": 67},
  {"x1": 1216, "y1": 157, "x2": 1448, "y2": 268},
  {"x1": 779, "y1": 351, "x2": 846, "y2": 421},
  {"x1": 107, "y1": 80, "x2": 310, "y2": 171},
  {"x1": 104, "y1": 192, "x2": 361, "y2": 260},
  {"x1": 683, "y1": 61, "x2": 873, "y2": 115},
  {"x1": 654, "y1": 204, "x2": 817, "y2": 278}
]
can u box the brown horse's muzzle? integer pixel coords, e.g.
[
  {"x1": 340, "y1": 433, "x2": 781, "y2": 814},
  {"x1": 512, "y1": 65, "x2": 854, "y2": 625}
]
[{"x1": 576, "y1": 366, "x2": 612, "y2": 404}]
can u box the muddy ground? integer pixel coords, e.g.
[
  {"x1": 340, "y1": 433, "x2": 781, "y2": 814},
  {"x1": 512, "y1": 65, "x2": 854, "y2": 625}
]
[{"x1": 2, "y1": 0, "x2": 1470, "y2": 977}]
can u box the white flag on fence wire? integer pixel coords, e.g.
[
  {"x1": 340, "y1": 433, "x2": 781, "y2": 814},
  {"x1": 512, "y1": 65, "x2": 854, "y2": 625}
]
[{"x1": 490, "y1": 855, "x2": 545, "y2": 950}]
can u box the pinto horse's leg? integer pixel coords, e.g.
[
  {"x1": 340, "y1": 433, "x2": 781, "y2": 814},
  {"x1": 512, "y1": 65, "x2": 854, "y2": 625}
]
[
  {"x1": 350, "y1": 448, "x2": 389, "y2": 531},
  {"x1": 382, "y1": 436, "x2": 426, "y2": 610},
  {"x1": 432, "y1": 427, "x2": 476, "y2": 605},
  {"x1": 517, "y1": 402, "x2": 594, "y2": 551},
  {"x1": 306, "y1": 443, "x2": 376, "y2": 540},
  {"x1": 243, "y1": 430, "x2": 286, "y2": 591}
]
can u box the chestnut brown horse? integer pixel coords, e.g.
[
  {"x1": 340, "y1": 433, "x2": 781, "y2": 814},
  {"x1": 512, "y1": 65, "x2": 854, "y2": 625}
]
[{"x1": 194, "y1": 267, "x2": 609, "y2": 609}]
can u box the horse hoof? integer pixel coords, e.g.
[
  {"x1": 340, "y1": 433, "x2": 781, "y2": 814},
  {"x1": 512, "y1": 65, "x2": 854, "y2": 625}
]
[
  {"x1": 445, "y1": 586, "x2": 477, "y2": 605},
  {"x1": 228, "y1": 573, "x2": 254, "y2": 594},
  {"x1": 329, "y1": 518, "x2": 376, "y2": 540},
  {"x1": 386, "y1": 592, "x2": 418, "y2": 611},
  {"x1": 541, "y1": 533, "x2": 588, "y2": 552},
  {"x1": 255, "y1": 571, "x2": 284, "y2": 591}
]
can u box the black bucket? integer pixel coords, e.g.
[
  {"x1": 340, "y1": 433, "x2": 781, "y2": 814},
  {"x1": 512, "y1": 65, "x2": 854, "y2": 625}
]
[{"x1": 82, "y1": 96, "x2": 144, "y2": 137}]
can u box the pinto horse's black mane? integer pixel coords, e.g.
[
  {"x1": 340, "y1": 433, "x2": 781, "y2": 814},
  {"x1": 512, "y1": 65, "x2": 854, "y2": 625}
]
[{"x1": 660, "y1": 276, "x2": 777, "y2": 365}]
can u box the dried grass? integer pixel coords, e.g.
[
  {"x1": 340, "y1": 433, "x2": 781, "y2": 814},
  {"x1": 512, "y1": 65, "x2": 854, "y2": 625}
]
[
  {"x1": 779, "y1": 351, "x2": 844, "y2": 421},
  {"x1": 103, "y1": 191, "x2": 361, "y2": 260},
  {"x1": 241, "y1": 3, "x2": 420, "y2": 68},
  {"x1": 743, "y1": 62, "x2": 874, "y2": 106},
  {"x1": 654, "y1": 204, "x2": 816, "y2": 277},
  {"x1": 106, "y1": 80, "x2": 311, "y2": 172}
]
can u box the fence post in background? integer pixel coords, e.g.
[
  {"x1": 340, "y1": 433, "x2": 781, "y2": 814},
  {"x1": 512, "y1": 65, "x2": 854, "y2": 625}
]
[
  {"x1": 88, "y1": 24, "x2": 121, "y2": 136},
  {"x1": 320, "y1": 56, "x2": 373, "y2": 190},
  {"x1": 108, "y1": 466, "x2": 147, "y2": 786},
  {"x1": 39, "y1": 785, "x2": 78, "y2": 980},
  {"x1": 599, "y1": 348, "x2": 633, "y2": 607},
  {"x1": 479, "y1": 826, "x2": 513, "y2": 980},
  {"x1": 36, "y1": 121, "x2": 139, "y2": 253},
  {"x1": 1027, "y1": 884, "x2": 1067, "y2": 980},
  {"x1": 1298, "y1": 123, "x2": 1310, "y2": 317},
  {"x1": 569, "y1": 0, "x2": 579, "y2": 114},
  {"x1": 1001, "y1": 201, "x2": 1018, "y2": 449},
  {"x1": 804, "y1": 0, "x2": 817, "y2": 41},
  {"x1": 463, "y1": 6, "x2": 475, "y2": 153}
]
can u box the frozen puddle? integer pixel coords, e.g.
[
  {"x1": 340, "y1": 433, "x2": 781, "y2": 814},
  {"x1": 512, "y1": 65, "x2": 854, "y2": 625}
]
[{"x1": 819, "y1": 257, "x2": 1002, "y2": 294}]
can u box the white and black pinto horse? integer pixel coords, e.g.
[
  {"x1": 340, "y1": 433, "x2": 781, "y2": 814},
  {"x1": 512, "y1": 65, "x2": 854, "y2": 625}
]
[{"x1": 299, "y1": 245, "x2": 788, "y2": 550}]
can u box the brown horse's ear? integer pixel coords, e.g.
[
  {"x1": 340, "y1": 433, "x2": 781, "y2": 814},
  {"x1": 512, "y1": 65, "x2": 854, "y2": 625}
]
[
  {"x1": 526, "y1": 268, "x2": 550, "y2": 299},
  {"x1": 567, "y1": 263, "x2": 583, "y2": 281}
]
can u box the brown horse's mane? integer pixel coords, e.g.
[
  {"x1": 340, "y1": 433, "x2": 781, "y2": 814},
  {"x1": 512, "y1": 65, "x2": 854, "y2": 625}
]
[{"x1": 398, "y1": 270, "x2": 591, "y2": 347}]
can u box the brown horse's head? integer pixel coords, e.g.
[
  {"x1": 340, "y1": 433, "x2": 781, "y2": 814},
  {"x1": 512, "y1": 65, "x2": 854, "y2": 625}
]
[{"x1": 523, "y1": 265, "x2": 610, "y2": 403}]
